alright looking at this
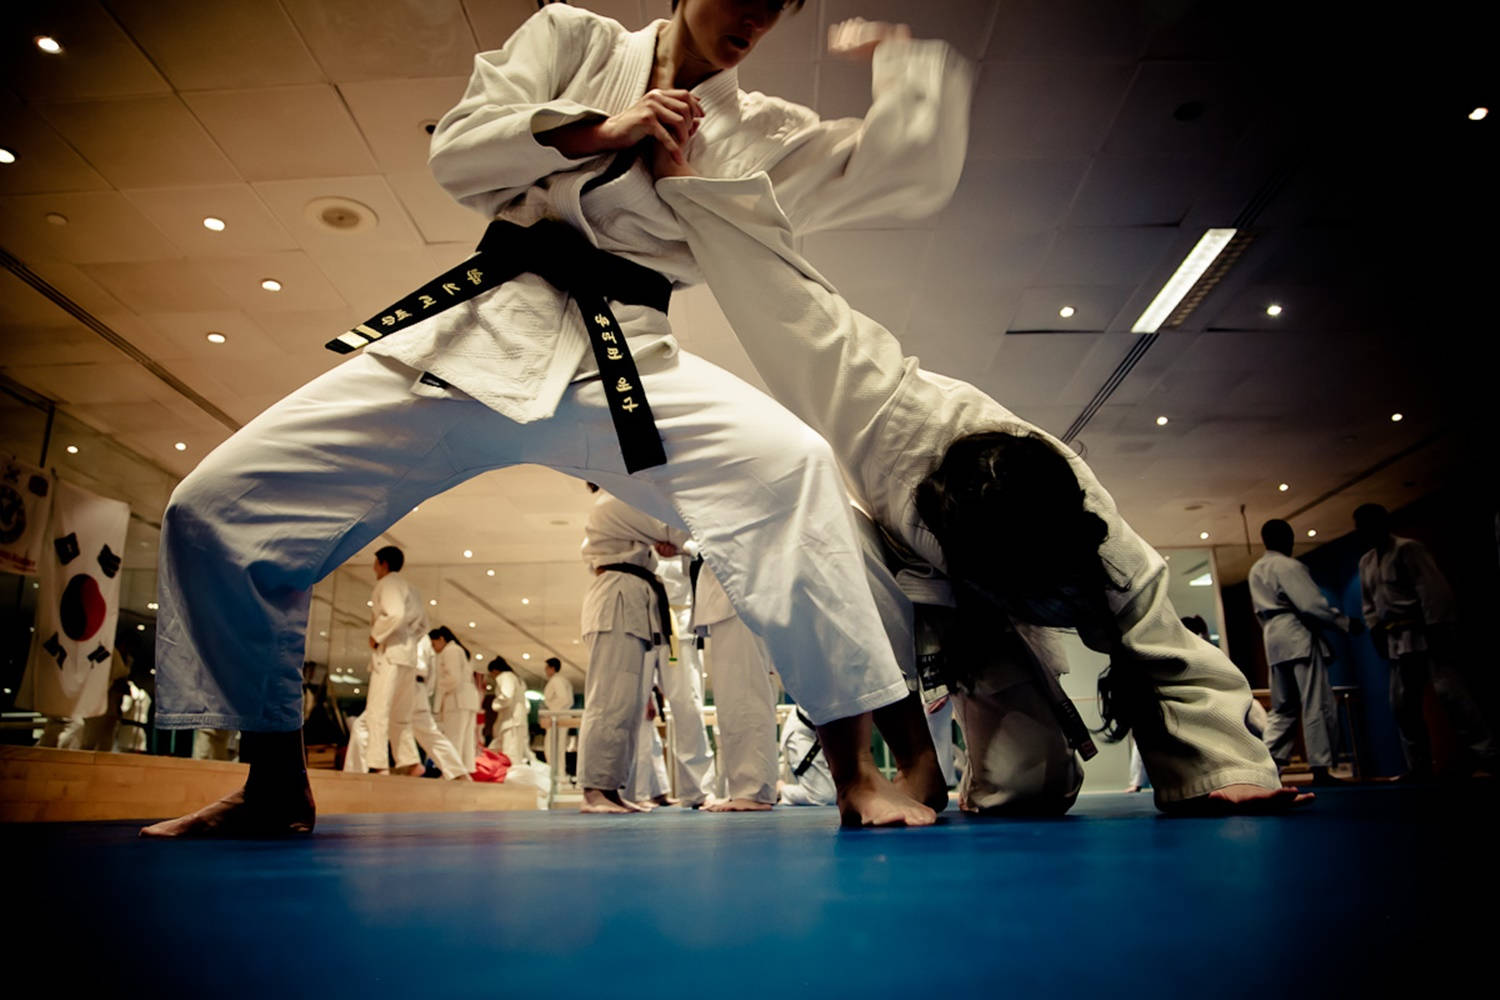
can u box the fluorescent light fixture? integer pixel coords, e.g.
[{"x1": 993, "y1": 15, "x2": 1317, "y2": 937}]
[
  {"x1": 1131, "y1": 228, "x2": 1237, "y2": 333},
  {"x1": 1188, "y1": 572, "x2": 1213, "y2": 587}
]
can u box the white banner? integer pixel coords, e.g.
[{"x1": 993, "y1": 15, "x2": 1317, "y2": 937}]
[
  {"x1": 0, "y1": 455, "x2": 53, "y2": 575},
  {"x1": 16, "y1": 479, "x2": 131, "y2": 719}
]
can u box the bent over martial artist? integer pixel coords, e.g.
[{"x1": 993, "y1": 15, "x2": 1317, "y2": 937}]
[
  {"x1": 653, "y1": 161, "x2": 1304, "y2": 815},
  {"x1": 143, "y1": 2, "x2": 974, "y2": 836}
]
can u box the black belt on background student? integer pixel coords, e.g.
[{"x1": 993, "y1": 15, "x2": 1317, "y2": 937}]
[
  {"x1": 599, "y1": 562, "x2": 672, "y2": 646},
  {"x1": 326, "y1": 218, "x2": 671, "y2": 474}
]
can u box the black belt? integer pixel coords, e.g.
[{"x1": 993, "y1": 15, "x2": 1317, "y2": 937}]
[
  {"x1": 326, "y1": 219, "x2": 671, "y2": 474},
  {"x1": 792, "y1": 708, "x2": 823, "y2": 777},
  {"x1": 1256, "y1": 608, "x2": 1296, "y2": 622},
  {"x1": 599, "y1": 562, "x2": 671, "y2": 646}
]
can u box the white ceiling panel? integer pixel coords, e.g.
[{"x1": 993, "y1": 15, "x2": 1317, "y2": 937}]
[
  {"x1": 1034, "y1": 226, "x2": 1180, "y2": 287},
  {"x1": 936, "y1": 156, "x2": 1088, "y2": 233},
  {"x1": 0, "y1": 190, "x2": 181, "y2": 264},
  {"x1": 1009, "y1": 284, "x2": 1134, "y2": 332},
  {"x1": 252, "y1": 175, "x2": 423, "y2": 255},
  {"x1": 966, "y1": 61, "x2": 1135, "y2": 160},
  {"x1": 107, "y1": 0, "x2": 325, "y2": 92},
  {"x1": 338, "y1": 77, "x2": 469, "y2": 172},
  {"x1": 244, "y1": 307, "x2": 363, "y2": 355},
  {"x1": 183, "y1": 85, "x2": 379, "y2": 182},
  {"x1": 987, "y1": 332, "x2": 1104, "y2": 404},
  {"x1": 279, "y1": 0, "x2": 478, "y2": 82},
  {"x1": 136, "y1": 309, "x2": 276, "y2": 363},
  {"x1": 122, "y1": 184, "x2": 298, "y2": 256},
  {"x1": 5, "y1": 359, "x2": 168, "y2": 404},
  {"x1": 36, "y1": 95, "x2": 242, "y2": 189},
  {"x1": 2, "y1": 0, "x2": 171, "y2": 102},
  {"x1": 922, "y1": 227, "x2": 1054, "y2": 290},
  {"x1": 1102, "y1": 61, "x2": 1255, "y2": 159},
  {"x1": 194, "y1": 250, "x2": 348, "y2": 312},
  {"x1": 1067, "y1": 155, "x2": 1217, "y2": 227},
  {"x1": 386, "y1": 169, "x2": 490, "y2": 245},
  {"x1": 461, "y1": 0, "x2": 546, "y2": 51},
  {"x1": 0, "y1": 95, "x2": 112, "y2": 195},
  {"x1": 311, "y1": 249, "x2": 444, "y2": 319},
  {"x1": 77, "y1": 259, "x2": 231, "y2": 313},
  {"x1": 0, "y1": 322, "x2": 125, "y2": 367},
  {"x1": 985, "y1": 0, "x2": 1159, "y2": 61}
]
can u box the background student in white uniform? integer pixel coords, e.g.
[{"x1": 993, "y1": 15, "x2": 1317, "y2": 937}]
[
  {"x1": 488, "y1": 657, "x2": 531, "y2": 767},
  {"x1": 577, "y1": 487, "x2": 687, "y2": 813},
  {"x1": 654, "y1": 556, "x2": 717, "y2": 807},
  {"x1": 431, "y1": 626, "x2": 482, "y2": 774},
  {"x1": 1354, "y1": 504, "x2": 1497, "y2": 778},
  {"x1": 654, "y1": 158, "x2": 1302, "y2": 817},
  {"x1": 696, "y1": 563, "x2": 780, "y2": 811},
  {"x1": 146, "y1": 0, "x2": 970, "y2": 838},
  {"x1": 1250, "y1": 519, "x2": 1353, "y2": 785},
  {"x1": 778, "y1": 706, "x2": 836, "y2": 807},
  {"x1": 363, "y1": 546, "x2": 427, "y2": 776},
  {"x1": 542, "y1": 656, "x2": 578, "y2": 781}
]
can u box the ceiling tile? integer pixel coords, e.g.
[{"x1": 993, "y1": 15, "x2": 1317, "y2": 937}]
[
  {"x1": 36, "y1": 95, "x2": 242, "y2": 189},
  {"x1": 253, "y1": 175, "x2": 424, "y2": 259},
  {"x1": 1034, "y1": 226, "x2": 1180, "y2": 287},
  {"x1": 78, "y1": 259, "x2": 232, "y2": 312},
  {"x1": 0, "y1": 190, "x2": 181, "y2": 263},
  {"x1": 1009, "y1": 285, "x2": 1134, "y2": 332},
  {"x1": 338, "y1": 77, "x2": 469, "y2": 172},
  {"x1": 122, "y1": 184, "x2": 298, "y2": 256},
  {"x1": 386, "y1": 169, "x2": 489, "y2": 245},
  {"x1": 1068, "y1": 155, "x2": 1218, "y2": 227},
  {"x1": 137, "y1": 309, "x2": 280, "y2": 362},
  {"x1": 107, "y1": 0, "x2": 325, "y2": 91},
  {"x1": 183, "y1": 85, "x2": 379, "y2": 182},
  {"x1": 0, "y1": 94, "x2": 112, "y2": 195},
  {"x1": 967, "y1": 61, "x2": 1135, "y2": 160},
  {"x1": 279, "y1": 0, "x2": 478, "y2": 82},
  {"x1": 194, "y1": 251, "x2": 348, "y2": 312},
  {"x1": 984, "y1": 0, "x2": 1159, "y2": 60},
  {"x1": 462, "y1": 0, "x2": 541, "y2": 51},
  {"x1": 1102, "y1": 61, "x2": 1255, "y2": 159},
  {"x1": 4, "y1": 360, "x2": 168, "y2": 404},
  {"x1": 2, "y1": 0, "x2": 171, "y2": 101},
  {"x1": 311, "y1": 249, "x2": 444, "y2": 319},
  {"x1": 244, "y1": 307, "x2": 362, "y2": 355},
  {"x1": 937, "y1": 157, "x2": 1088, "y2": 233}
]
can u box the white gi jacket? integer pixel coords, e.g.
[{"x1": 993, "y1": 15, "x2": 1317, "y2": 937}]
[
  {"x1": 435, "y1": 641, "x2": 480, "y2": 715},
  {"x1": 1248, "y1": 551, "x2": 1349, "y2": 666},
  {"x1": 366, "y1": 3, "x2": 971, "y2": 423},
  {"x1": 658, "y1": 172, "x2": 1282, "y2": 799},
  {"x1": 1359, "y1": 536, "x2": 1457, "y2": 657},
  {"x1": 778, "y1": 709, "x2": 836, "y2": 807},
  {"x1": 370, "y1": 573, "x2": 426, "y2": 669},
  {"x1": 580, "y1": 491, "x2": 688, "y2": 641},
  {"x1": 543, "y1": 673, "x2": 576, "y2": 712}
]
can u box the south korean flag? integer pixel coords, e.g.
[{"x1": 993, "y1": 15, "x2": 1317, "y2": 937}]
[{"x1": 16, "y1": 479, "x2": 130, "y2": 720}]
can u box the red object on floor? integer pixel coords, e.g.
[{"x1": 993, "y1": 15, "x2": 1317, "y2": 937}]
[{"x1": 472, "y1": 747, "x2": 512, "y2": 783}]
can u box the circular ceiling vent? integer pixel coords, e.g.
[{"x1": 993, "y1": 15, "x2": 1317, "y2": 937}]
[{"x1": 304, "y1": 196, "x2": 378, "y2": 234}]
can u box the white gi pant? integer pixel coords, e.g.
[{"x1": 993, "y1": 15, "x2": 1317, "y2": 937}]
[
  {"x1": 437, "y1": 705, "x2": 477, "y2": 774},
  {"x1": 579, "y1": 626, "x2": 657, "y2": 794},
  {"x1": 704, "y1": 615, "x2": 780, "y2": 804},
  {"x1": 362, "y1": 651, "x2": 418, "y2": 773},
  {"x1": 1262, "y1": 648, "x2": 1338, "y2": 768},
  {"x1": 155, "y1": 350, "x2": 905, "y2": 735},
  {"x1": 658, "y1": 622, "x2": 716, "y2": 805},
  {"x1": 628, "y1": 712, "x2": 672, "y2": 802},
  {"x1": 411, "y1": 681, "x2": 469, "y2": 779}
]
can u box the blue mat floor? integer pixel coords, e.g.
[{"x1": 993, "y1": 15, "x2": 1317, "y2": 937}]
[{"x1": 7, "y1": 785, "x2": 1496, "y2": 998}]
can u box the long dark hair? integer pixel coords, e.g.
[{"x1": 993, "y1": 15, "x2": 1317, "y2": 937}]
[
  {"x1": 915, "y1": 431, "x2": 1187, "y2": 753},
  {"x1": 428, "y1": 625, "x2": 470, "y2": 659}
]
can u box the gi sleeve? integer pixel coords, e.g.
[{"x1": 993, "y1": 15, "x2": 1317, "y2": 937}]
[
  {"x1": 429, "y1": 5, "x2": 609, "y2": 214},
  {"x1": 435, "y1": 647, "x2": 458, "y2": 700},
  {"x1": 762, "y1": 38, "x2": 974, "y2": 234},
  {"x1": 370, "y1": 580, "x2": 406, "y2": 646},
  {"x1": 1401, "y1": 541, "x2": 1457, "y2": 625},
  {"x1": 1276, "y1": 560, "x2": 1349, "y2": 631}
]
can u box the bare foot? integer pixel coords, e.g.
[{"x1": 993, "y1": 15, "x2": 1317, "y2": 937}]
[
  {"x1": 1125, "y1": 785, "x2": 1141, "y2": 794},
  {"x1": 140, "y1": 781, "x2": 315, "y2": 839},
  {"x1": 648, "y1": 794, "x2": 679, "y2": 808},
  {"x1": 402, "y1": 764, "x2": 426, "y2": 777},
  {"x1": 838, "y1": 774, "x2": 937, "y2": 828},
  {"x1": 703, "y1": 795, "x2": 773, "y2": 812},
  {"x1": 1163, "y1": 783, "x2": 1313, "y2": 816},
  {"x1": 580, "y1": 788, "x2": 649, "y2": 814},
  {"x1": 893, "y1": 755, "x2": 949, "y2": 814}
]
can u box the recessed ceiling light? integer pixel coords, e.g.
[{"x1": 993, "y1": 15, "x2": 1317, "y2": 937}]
[
  {"x1": 1470, "y1": 107, "x2": 1489, "y2": 121},
  {"x1": 1390, "y1": 412, "x2": 1403, "y2": 422},
  {"x1": 261, "y1": 278, "x2": 282, "y2": 292},
  {"x1": 1156, "y1": 416, "x2": 1169, "y2": 426},
  {"x1": 44, "y1": 212, "x2": 68, "y2": 226},
  {"x1": 203, "y1": 216, "x2": 226, "y2": 232},
  {"x1": 429, "y1": 599, "x2": 437, "y2": 606},
  {"x1": 463, "y1": 549, "x2": 473, "y2": 558},
  {"x1": 411, "y1": 506, "x2": 420, "y2": 513},
  {"x1": 65, "y1": 445, "x2": 78, "y2": 455},
  {"x1": 1199, "y1": 531, "x2": 1209, "y2": 540},
  {"x1": 0, "y1": 148, "x2": 15, "y2": 165},
  {"x1": 366, "y1": 600, "x2": 373, "y2": 607},
  {"x1": 147, "y1": 602, "x2": 158, "y2": 610},
  {"x1": 1131, "y1": 228, "x2": 1237, "y2": 333},
  {"x1": 468, "y1": 621, "x2": 476, "y2": 628},
  {"x1": 35, "y1": 36, "x2": 62, "y2": 55},
  {"x1": 521, "y1": 598, "x2": 529, "y2": 605},
  {"x1": 474, "y1": 653, "x2": 483, "y2": 660},
  {"x1": 353, "y1": 687, "x2": 360, "y2": 694},
  {"x1": 1307, "y1": 529, "x2": 1318, "y2": 537},
  {"x1": 136, "y1": 624, "x2": 145, "y2": 631},
  {"x1": 1266, "y1": 304, "x2": 1283, "y2": 317},
  {"x1": 486, "y1": 569, "x2": 495, "y2": 577},
  {"x1": 522, "y1": 653, "x2": 531, "y2": 660},
  {"x1": 1059, "y1": 305, "x2": 1076, "y2": 318},
  {"x1": 174, "y1": 442, "x2": 187, "y2": 451},
  {"x1": 206, "y1": 332, "x2": 226, "y2": 344},
  {"x1": 572, "y1": 639, "x2": 579, "y2": 644},
  {"x1": 1278, "y1": 483, "x2": 1289, "y2": 492}
]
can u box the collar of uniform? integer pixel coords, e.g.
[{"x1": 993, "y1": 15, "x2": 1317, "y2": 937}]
[
  {"x1": 628, "y1": 20, "x2": 741, "y2": 122},
  {"x1": 692, "y1": 64, "x2": 741, "y2": 122}
]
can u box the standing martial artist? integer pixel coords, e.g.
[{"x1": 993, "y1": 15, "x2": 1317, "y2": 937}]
[
  {"x1": 1250, "y1": 519, "x2": 1353, "y2": 786},
  {"x1": 1354, "y1": 505, "x2": 1497, "y2": 778},
  {"x1": 431, "y1": 626, "x2": 482, "y2": 774},
  {"x1": 653, "y1": 158, "x2": 1304, "y2": 815},
  {"x1": 542, "y1": 656, "x2": 578, "y2": 779},
  {"x1": 653, "y1": 556, "x2": 717, "y2": 807},
  {"x1": 363, "y1": 546, "x2": 426, "y2": 776},
  {"x1": 697, "y1": 563, "x2": 780, "y2": 810},
  {"x1": 487, "y1": 657, "x2": 531, "y2": 766},
  {"x1": 577, "y1": 487, "x2": 687, "y2": 813},
  {"x1": 145, "y1": 2, "x2": 969, "y2": 838}
]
